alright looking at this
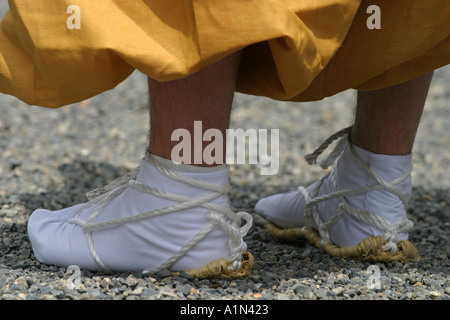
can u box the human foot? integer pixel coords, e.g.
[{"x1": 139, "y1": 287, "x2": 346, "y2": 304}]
[
  {"x1": 27, "y1": 154, "x2": 253, "y2": 276},
  {"x1": 255, "y1": 127, "x2": 417, "y2": 259}
]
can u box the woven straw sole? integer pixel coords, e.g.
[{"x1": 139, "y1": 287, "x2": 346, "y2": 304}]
[
  {"x1": 171, "y1": 251, "x2": 254, "y2": 279},
  {"x1": 266, "y1": 224, "x2": 419, "y2": 262}
]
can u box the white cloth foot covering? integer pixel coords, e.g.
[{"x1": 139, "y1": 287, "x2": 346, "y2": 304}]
[
  {"x1": 28, "y1": 154, "x2": 252, "y2": 273},
  {"x1": 255, "y1": 129, "x2": 414, "y2": 253}
]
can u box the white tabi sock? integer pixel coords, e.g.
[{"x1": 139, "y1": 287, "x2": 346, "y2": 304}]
[
  {"x1": 255, "y1": 144, "x2": 412, "y2": 248},
  {"x1": 28, "y1": 154, "x2": 250, "y2": 273}
]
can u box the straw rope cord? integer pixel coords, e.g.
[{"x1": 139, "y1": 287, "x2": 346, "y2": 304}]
[{"x1": 68, "y1": 154, "x2": 253, "y2": 277}]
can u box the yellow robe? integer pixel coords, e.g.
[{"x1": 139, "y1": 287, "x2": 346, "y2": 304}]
[{"x1": 0, "y1": 0, "x2": 449, "y2": 108}]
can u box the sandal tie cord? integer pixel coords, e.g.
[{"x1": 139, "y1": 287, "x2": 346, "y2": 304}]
[
  {"x1": 69, "y1": 154, "x2": 253, "y2": 274},
  {"x1": 301, "y1": 126, "x2": 414, "y2": 255}
]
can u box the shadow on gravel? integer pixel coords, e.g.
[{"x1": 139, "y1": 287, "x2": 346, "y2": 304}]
[
  {"x1": 1, "y1": 159, "x2": 132, "y2": 269},
  {"x1": 19, "y1": 160, "x2": 132, "y2": 212}
]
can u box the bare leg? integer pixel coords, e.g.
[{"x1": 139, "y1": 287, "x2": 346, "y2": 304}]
[
  {"x1": 352, "y1": 72, "x2": 434, "y2": 155},
  {"x1": 148, "y1": 51, "x2": 242, "y2": 166}
]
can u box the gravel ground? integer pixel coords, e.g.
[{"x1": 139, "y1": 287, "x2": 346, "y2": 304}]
[
  {"x1": 0, "y1": 66, "x2": 448, "y2": 302},
  {"x1": 0, "y1": 2, "x2": 448, "y2": 301}
]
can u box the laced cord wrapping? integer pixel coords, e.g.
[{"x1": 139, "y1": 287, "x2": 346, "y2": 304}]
[
  {"x1": 299, "y1": 126, "x2": 414, "y2": 255},
  {"x1": 68, "y1": 155, "x2": 253, "y2": 274}
]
